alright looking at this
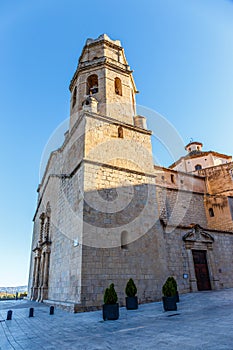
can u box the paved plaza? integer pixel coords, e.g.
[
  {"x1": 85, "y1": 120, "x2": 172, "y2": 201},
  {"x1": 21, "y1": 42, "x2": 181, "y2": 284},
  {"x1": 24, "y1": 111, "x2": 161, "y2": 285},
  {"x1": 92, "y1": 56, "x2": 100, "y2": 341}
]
[{"x1": 0, "y1": 288, "x2": 233, "y2": 349}]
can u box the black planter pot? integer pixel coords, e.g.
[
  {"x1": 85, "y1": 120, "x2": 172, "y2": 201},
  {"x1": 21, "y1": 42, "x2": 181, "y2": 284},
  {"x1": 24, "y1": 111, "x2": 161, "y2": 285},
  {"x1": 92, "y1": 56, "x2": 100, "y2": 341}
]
[
  {"x1": 162, "y1": 296, "x2": 177, "y2": 311},
  {"x1": 102, "y1": 303, "x2": 119, "y2": 321},
  {"x1": 126, "y1": 296, "x2": 138, "y2": 310},
  {"x1": 176, "y1": 291, "x2": 180, "y2": 303}
]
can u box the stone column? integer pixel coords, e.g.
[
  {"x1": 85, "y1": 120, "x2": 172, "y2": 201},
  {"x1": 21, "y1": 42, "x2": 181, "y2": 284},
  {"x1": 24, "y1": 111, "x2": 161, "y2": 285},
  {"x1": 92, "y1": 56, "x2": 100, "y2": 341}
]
[
  {"x1": 187, "y1": 249, "x2": 198, "y2": 292},
  {"x1": 39, "y1": 213, "x2": 45, "y2": 243},
  {"x1": 30, "y1": 257, "x2": 37, "y2": 300},
  {"x1": 207, "y1": 249, "x2": 220, "y2": 290},
  {"x1": 33, "y1": 255, "x2": 41, "y2": 300},
  {"x1": 37, "y1": 253, "x2": 45, "y2": 302},
  {"x1": 41, "y1": 250, "x2": 50, "y2": 300}
]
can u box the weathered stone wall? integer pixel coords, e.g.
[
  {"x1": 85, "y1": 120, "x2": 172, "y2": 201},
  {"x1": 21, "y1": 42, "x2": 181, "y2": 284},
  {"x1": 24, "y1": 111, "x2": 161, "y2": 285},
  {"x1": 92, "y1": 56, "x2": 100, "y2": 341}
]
[
  {"x1": 162, "y1": 226, "x2": 233, "y2": 294},
  {"x1": 204, "y1": 195, "x2": 233, "y2": 231},
  {"x1": 28, "y1": 165, "x2": 84, "y2": 304},
  {"x1": 156, "y1": 187, "x2": 208, "y2": 229},
  {"x1": 198, "y1": 162, "x2": 233, "y2": 195},
  {"x1": 197, "y1": 163, "x2": 233, "y2": 231},
  {"x1": 80, "y1": 219, "x2": 233, "y2": 309},
  {"x1": 47, "y1": 167, "x2": 84, "y2": 303},
  {"x1": 83, "y1": 160, "x2": 157, "y2": 249},
  {"x1": 84, "y1": 113, "x2": 153, "y2": 174},
  {"x1": 104, "y1": 66, "x2": 135, "y2": 124},
  {"x1": 154, "y1": 166, "x2": 206, "y2": 193},
  {"x1": 29, "y1": 116, "x2": 86, "y2": 303},
  {"x1": 80, "y1": 222, "x2": 169, "y2": 308},
  {"x1": 162, "y1": 227, "x2": 192, "y2": 294},
  {"x1": 80, "y1": 156, "x2": 209, "y2": 308},
  {"x1": 211, "y1": 231, "x2": 233, "y2": 288}
]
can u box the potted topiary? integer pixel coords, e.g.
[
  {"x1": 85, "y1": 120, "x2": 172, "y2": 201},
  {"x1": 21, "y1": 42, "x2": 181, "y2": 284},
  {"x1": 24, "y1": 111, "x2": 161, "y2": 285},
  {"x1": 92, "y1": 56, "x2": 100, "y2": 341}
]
[
  {"x1": 125, "y1": 278, "x2": 138, "y2": 310},
  {"x1": 102, "y1": 283, "x2": 119, "y2": 320},
  {"x1": 167, "y1": 276, "x2": 179, "y2": 302},
  {"x1": 162, "y1": 277, "x2": 177, "y2": 311}
]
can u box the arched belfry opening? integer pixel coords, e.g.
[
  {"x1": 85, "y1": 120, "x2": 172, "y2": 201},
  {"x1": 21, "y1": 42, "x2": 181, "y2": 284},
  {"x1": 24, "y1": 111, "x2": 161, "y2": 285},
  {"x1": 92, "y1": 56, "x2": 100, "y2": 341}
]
[
  {"x1": 87, "y1": 74, "x2": 98, "y2": 95},
  {"x1": 115, "y1": 77, "x2": 122, "y2": 96}
]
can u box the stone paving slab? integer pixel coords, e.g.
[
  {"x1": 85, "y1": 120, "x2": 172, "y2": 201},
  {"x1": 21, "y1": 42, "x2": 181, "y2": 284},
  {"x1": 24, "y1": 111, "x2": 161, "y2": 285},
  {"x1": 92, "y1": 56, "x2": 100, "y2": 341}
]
[{"x1": 0, "y1": 289, "x2": 233, "y2": 349}]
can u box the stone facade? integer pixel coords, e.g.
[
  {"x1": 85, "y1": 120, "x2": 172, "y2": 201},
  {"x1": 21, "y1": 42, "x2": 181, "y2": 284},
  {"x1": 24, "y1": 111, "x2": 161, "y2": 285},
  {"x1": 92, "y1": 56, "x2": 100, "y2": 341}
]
[{"x1": 28, "y1": 34, "x2": 233, "y2": 312}]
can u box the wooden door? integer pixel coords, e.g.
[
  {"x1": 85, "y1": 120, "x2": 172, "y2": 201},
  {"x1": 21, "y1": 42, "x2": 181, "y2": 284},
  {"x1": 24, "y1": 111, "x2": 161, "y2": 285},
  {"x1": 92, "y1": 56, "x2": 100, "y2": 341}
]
[{"x1": 192, "y1": 250, "x2": 211, "y2": 291}]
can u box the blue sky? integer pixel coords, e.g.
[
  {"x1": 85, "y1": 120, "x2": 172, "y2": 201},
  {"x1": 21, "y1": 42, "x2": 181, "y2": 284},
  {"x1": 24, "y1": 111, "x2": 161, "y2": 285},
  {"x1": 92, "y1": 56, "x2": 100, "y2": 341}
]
[{"x1": 0, "y1": 0, "x2": 233, "y2": 287}]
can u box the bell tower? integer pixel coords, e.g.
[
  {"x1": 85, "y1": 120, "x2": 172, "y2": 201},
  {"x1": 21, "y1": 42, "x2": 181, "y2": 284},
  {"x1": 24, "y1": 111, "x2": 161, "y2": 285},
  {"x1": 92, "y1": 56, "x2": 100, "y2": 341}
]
[{"x1": 69, "y1": 34, "x2": 138, "y2": 131}]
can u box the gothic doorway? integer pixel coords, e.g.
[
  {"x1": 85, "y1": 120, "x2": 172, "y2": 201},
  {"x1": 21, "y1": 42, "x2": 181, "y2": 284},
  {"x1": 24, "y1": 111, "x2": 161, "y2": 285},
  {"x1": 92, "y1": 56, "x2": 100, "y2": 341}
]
[{"x1": 192, "y1": 250, "x2": 211, "y2": 291}]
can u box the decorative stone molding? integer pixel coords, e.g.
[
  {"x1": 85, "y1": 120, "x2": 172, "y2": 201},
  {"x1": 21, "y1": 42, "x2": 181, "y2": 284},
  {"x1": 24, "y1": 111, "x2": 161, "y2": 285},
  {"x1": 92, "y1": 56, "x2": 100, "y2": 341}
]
[
  {"x1": 183, "y1": 224, "x2": 214, "y2": 250},
  {"x1": 183, "y1": 224, "x2": 219, "y2": 291}
]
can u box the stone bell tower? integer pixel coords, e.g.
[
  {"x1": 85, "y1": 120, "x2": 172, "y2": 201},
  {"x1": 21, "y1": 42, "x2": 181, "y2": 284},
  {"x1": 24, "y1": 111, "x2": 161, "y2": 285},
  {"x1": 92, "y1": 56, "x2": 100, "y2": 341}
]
[{"x1": 69, "y1": 34, "x2": 138, "y2": 131}]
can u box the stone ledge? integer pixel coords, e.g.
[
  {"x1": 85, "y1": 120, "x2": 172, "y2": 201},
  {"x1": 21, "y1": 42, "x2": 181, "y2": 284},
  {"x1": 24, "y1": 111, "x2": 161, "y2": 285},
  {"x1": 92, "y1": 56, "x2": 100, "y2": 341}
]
[{"x1": 43, "y1": 299, "x2": 102, "y2": 313}]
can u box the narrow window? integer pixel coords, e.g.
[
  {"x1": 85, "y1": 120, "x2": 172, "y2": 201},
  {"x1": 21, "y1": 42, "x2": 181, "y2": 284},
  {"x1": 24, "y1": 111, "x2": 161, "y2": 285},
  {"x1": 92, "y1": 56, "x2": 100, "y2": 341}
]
[
  {"x1": 87, "y1": 74, "x2": 98, "y2": 95},
  {"x1": 115, "y1": 77, "x2": 122, "y2": 96},
  {"x1": 72, "y1": 86, "x2": 77, "y2": 108},
  {"x1": 209, "y1": 208, "x2": 214, "y2": 217},
  {"x1": 195, "y1": 164, "x2": 202, "y2": 171},
  {"x1": 171, "y1": 174, "x2": 175, "y2": 183},
  {"x1": 121, "y1": 231, "x2": 128, "y2": 250},
  {"x1": 118, "y1": 126, "x2": 123, "y2": 138}
]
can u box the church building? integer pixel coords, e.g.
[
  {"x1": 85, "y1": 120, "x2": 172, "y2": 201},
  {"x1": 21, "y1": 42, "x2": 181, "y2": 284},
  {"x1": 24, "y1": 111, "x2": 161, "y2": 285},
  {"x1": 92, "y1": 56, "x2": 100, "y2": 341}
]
[{"x1": 28, "y1": 34, "x2": 233, "y2": 312}]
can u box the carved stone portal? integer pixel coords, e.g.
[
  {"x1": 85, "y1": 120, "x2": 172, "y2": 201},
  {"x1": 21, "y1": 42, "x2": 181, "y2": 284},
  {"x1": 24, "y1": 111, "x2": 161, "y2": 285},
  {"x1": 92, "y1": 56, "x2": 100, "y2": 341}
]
[{"x1": 182, "y1": 224, "x2": 219, "y2": 292}]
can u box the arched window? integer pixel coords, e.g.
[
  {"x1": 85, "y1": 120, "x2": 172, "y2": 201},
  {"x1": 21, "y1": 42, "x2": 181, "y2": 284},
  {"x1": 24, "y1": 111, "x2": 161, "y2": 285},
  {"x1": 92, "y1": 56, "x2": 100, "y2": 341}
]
[
  {"x1": 72, "y1": 86, "x2": 77, "y2": 108},
  {"x1": 195, "y1": 164, "x2": 202, "y2": 171},
  {"x1": 118, "y1": 126, "x2": 123, "y2": 138},
  {"x1": 209, "y1": 208, "x2": 214, "y2": 217},
  {"x1": 87, "y1": 74, "x2": 98, "y2": 95},
  {"x1": 121, "y1": 231, "x2": 128, "y2": 249},
  {"x1": 115, "y1": 77, "x2": 122, "y2": 96}
]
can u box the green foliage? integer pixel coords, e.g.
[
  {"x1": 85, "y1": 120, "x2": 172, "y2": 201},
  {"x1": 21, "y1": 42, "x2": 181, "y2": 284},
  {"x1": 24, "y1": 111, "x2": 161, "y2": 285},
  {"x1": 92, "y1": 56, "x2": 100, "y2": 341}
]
[
  {"x1": 162, "y1": 278, "x2": 176, "y2": 297},
  {"x1": 104, "y1": 283, "x2": 118, "y2": 304},
  {"x1": 167, "y1": 277, "x2": 177, "y2": 291},
  {"x1": 125, "y1": 278, "x2": 137, "y2": 297}
]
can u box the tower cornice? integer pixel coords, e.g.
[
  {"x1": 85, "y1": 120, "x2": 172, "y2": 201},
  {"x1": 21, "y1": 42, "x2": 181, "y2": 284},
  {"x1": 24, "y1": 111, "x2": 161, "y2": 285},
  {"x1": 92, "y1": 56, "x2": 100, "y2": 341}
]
[{"x1": 69, "y1": 57, "x2": 133, "y2": 92}]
